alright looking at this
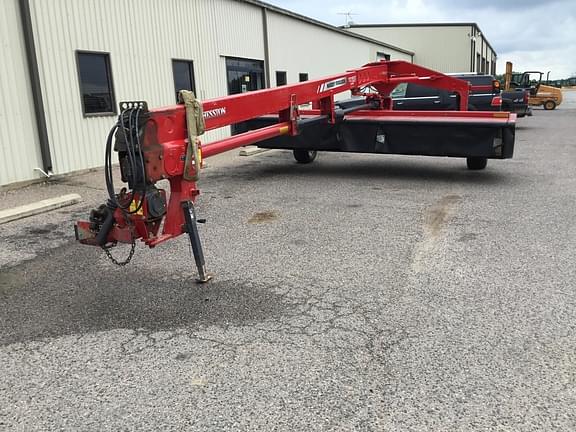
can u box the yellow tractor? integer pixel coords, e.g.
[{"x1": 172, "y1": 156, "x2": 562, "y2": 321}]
[{"x1": 504, "y1": 61, "x2": 563, "y2": 110}]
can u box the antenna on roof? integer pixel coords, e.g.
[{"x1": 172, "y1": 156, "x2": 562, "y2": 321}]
[{"x1": 337, "y1": 11, "x2": 359, "y2": 28}]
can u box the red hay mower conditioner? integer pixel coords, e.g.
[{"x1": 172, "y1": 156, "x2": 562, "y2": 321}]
[{"x1": 75, "y1": 60, "x2": 516, "y2": 282}]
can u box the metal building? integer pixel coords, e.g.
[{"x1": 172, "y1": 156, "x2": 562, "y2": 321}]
[
  {"x1": 347, "y1": 23, "x2": 497, "y2": 75},
  {"x1": 1, "y1": 0, "x2": 413, "y2": 188}
]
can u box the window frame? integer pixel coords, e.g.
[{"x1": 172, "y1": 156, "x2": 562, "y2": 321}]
[
  {"x1": 75, "y1": 50, "x2": 117, "y2": 117},
  {"x1": 172, "y1": 59, "x2": 197, "y2": 103},
  {"x1": 225, "y1": 56, "x2": 265, "y2": 95},
  {"x1": 376, "y1": 51, "x2": 391, "y2": 61},
  {"x1": 276, "y1": 71, "x2": 287, "y2": 86}
]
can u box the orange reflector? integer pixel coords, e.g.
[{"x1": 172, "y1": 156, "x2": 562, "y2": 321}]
[
  {"x1": 493, "y1": 112, "x2": 509, "y2": 118},
  {"x1": 279, "y1": 126, "x2": 289, "y2": 134}
]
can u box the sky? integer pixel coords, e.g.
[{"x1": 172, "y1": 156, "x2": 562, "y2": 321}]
[{"x1": 265, "y1": 0, "x2": 576, "y2": 79}]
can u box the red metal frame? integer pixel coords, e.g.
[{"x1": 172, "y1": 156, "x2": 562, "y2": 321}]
[
  {"x1": 141, "y1": 61, "x2": 476, "y2": 178},
  {"x1": 148, "y1": 61, "x2": 471, "y2": 143},
  {"x1": 77, "y1": 60, "x2": 516, "y2": 250}
]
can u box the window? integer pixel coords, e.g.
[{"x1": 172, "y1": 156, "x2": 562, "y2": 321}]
[
  {"x1": 77, "y1": 51, "x2": 116, "y2": 115},
  {"x1": 276, "y1": 71, "x2": 287, "y2": 86},
  {"x1": 299, "y1": 73, "x2": 309, "y2": 82},
  {"x1": 225, "y1": 57, "x2": 265, "y2": 135},
  {"x1": 376, "y1": 52, "x2": 391, "y2": 61},
  {"x1": 390, "y1": 83, "x2": 407, "y2": 98},
  {"x1": 405, "y1": 83, "x2": 440, "y2": 98},
  {"x1": 462, "y1": 76, "x2": 493, "y2": 86},
  {"x1": 476, "y1": 54, "x2": 481, "y2": 73},
  {"x1": 225, "y1": 57, "x2": 265, "y2": 95},
  {"x1": 172, "y1": 60, "x2": 196, "y2": 102}
]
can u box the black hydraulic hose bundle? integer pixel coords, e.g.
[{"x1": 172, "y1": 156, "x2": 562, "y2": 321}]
[
  {"x1": 98, "y1": 108, "x2": 147, "y2": 247},
  {"x1": 104, "y1": 108, "x2": 147, "y2": 214}
]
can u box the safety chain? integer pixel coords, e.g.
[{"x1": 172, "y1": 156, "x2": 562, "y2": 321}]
[
  {"x1": 102, "y1": 236, "x2": 136, "y2": 266},
  {"x1": 101, "y1": 211, "x2": 136, "y2": 266}
]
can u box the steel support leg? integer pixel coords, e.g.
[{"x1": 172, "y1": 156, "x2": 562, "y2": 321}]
[{"x1": 182, "y1": 201, "x2": 212, "y2": 283}]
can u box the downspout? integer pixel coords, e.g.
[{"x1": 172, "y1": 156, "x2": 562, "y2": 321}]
[
  {"x1": 18, "y1": 0, "x2": 53, "y2": 177},
  {"x1": 261, "y1": 7, "x2": 271, "y2": 88},
  {"x1": 493, "y1": 53, "x2": 497, "y2": 76},
  {"x1": 470, "y1": 25, "x2": 474, "y2": 72},
  {"x1": 480, "y1": 32, "x2": 484, "y2": 73}
]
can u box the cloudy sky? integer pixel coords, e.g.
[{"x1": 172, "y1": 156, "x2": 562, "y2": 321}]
[{"x1": 266, "y1": 0, "x2": 576, "y2": 79}]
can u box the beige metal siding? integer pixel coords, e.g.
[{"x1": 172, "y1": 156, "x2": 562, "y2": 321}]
[
  {"x1": 2, "y1": 0, "x2": 415, "y2": 186},
  {"x1": 267, "y1": 12, "x2": 412, "y2": 86},
  {"x1": 474, "y1": 29, "x2": 496, "y2": 74},
  {"x1": 27, "y1": 0, "x2": 264, "y2": 177},
  {"x1": 350, "y1": 26, "x2": 471, "y2": 73},
  {"x1": 0, "y1": 0, "x2": 43, "y2": 186},
  {"x1": 216, "y1": 0, "x2": 264, "y2": 59}
]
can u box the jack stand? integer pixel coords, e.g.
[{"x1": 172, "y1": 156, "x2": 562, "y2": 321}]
[{"x1": 182, "y1": 201, "x2": 212, "y2": 283}]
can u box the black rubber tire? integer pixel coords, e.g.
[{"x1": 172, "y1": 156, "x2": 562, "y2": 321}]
[
  {"x1": 293, "y1": 149, "x2": 317, "y2": 164},
  {"x1": 544, "y1": 100, "x2": 556, "y2": 110},
  {"x1": 466, "y1": 157, "x2": 488, "y2": 170}
]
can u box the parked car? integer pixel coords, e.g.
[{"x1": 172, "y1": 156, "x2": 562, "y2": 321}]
[
  {"x1": 391, "y1": 74, "x2": 502, "y2": 111},
  {"x1": 390, "y1": 73, "x2": 531, "y2": 117},
  {"x1": 501, "y1": 89, "x2": 532, "y2": 117}
]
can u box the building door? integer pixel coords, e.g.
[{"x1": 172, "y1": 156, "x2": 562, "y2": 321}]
[
  {"x1": 226, "y1": 57, "x2": 264, "y2": 94},
  {"x1": 225, "y1": 57, "x2": 265, "y2": 134}
]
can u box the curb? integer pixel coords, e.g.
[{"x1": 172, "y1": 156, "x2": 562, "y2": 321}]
[
  {"x1": 0, "y1": 194, "x2": 82, "y2": 225},
  {"x1": 239, "y1": 146, "x2": 270, "y2": 156}
]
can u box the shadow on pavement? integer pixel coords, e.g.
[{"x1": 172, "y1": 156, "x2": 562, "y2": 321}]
[
  {"x1": 0, "y1": 244, "x2": 288, "y2": 346},
  {"x1": 243, "y1": 155, "x2": 521, "y2": 186}
]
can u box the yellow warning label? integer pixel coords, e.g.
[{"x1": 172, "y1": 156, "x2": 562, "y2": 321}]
[{"x1": 129, "y1": 200, "x2": 144, "y2": 215}]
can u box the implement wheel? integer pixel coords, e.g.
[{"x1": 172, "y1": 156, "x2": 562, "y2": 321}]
[
  {"x1": 293, "y1": 149, "x2": 317, "y2": 164},
  {"x1": 466, "y1": 157, "x2": 487, "y2": 170},
  {"x1": 544, "y1": 100, "x2": 556, "y2": 110}
]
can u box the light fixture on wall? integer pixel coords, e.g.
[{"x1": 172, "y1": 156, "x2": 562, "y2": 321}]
[{"x1": 468, "y1": 31, "x2": 481, "y2": 42}]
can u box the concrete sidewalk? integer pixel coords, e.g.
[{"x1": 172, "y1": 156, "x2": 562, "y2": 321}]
[{"x1": 0, "y1": 148, "x2": 264, "y2": 217}]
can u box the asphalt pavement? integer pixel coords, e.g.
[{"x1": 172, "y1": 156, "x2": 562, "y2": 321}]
[{"x1": 1, "y1": 94, "x2": 575, "y2": 431}]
